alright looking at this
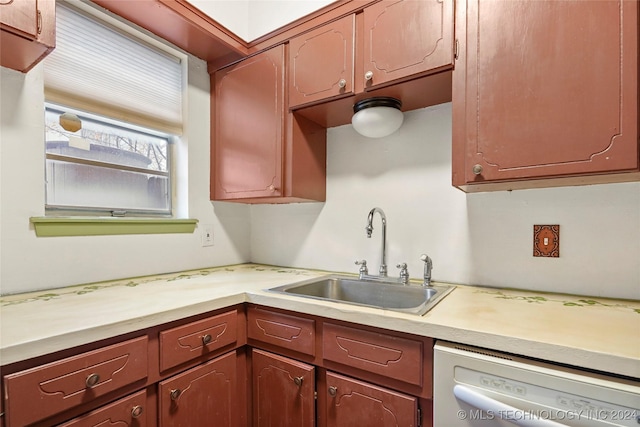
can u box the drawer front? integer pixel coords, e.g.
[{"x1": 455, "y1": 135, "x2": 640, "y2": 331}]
[
  {"x1": 247, "y1": 307, "x2": 315, "y2": 356},
  {"x1": 323, "y1": 323, "x2": 423, "y2": 386},
  {"x1": 160, "y1": 310, "x2": 237, "y2": 371},
  {"x1": 4, "y1": 336, "x2": 148, "y2": 427},
  {"x1": 57, "y1": 389, "x2": 148, "y2": 427}
]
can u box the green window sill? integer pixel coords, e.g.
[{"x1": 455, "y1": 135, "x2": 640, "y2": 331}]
[{"x1": 30, "y1": 217, "x2": 198, "y2": 237}]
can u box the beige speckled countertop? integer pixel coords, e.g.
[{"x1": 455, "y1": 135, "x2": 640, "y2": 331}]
[{"x1": 1, "y1": 264, "x2": 639, "y2": 378}]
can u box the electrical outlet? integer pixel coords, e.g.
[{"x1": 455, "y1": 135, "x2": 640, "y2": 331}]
[
  {"x1": 533, "y1": 225, "x2": 559, "y2": 257},
  {"x1": 202, "y1": 225, "x2": 214, "y2": 247}
]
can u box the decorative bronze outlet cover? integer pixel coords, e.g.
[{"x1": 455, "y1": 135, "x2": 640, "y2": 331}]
[{"x1": 533, "y1": 225, "x2": 560, "y2": 257}]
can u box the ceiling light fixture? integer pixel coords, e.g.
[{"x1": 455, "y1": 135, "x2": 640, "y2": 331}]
[{"x1": 351, "y1": 97, "x2": 404, "y2": 138}]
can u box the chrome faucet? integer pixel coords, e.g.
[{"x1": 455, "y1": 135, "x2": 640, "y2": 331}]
[
  {"x1": 420, "y1": 254, "x2": 433, "y2": 287},
  {"x1": 366, "y1": 207, "x2": 387, "y2": 277}
]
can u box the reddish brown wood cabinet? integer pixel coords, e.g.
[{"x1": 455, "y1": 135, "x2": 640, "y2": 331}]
[
  {"x1": 252, "y1": 349, "x2": 315, "y2": 427},
  {"x1": 56, "y1": 390, "x2": 148, "y2": 427},
  {"x1": 452, "y1": 0, "x2": 639, "y2": 191},
  {"x1": 160, "y1": 310, "x2": 238, "y2": 371},
  {"x1": 212, "y1": 45, "x2": 326, "y2": 203},
  {"x1": 288, "y1": 0, "x2": 454, "y2": 110},
  {"x1": 324, "y1": 371, "x2": 418, "y2": 427},
  {"x1": 3, "y1": 336, "x2": 148, "y2": 426},
  {"x1": 0, "y1": 0, "x2": 55, "y2": 72},
  {"x1": 159, "y1": 351, "x2": 240, "y2": 427}
]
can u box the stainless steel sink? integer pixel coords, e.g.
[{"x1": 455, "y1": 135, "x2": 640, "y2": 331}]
[{"x1": 269, "y1": 275, "x2": 454, "y2": 315}]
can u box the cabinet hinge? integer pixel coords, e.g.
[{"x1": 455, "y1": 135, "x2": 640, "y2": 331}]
[
  {"x1": 417, "y1": 407, "x2": 422, "y2": 427},
  {"x1": 314, "y1": 391, "x2": 317, "y2": 400},
  {"x1": 454, "y1": 39, "x2": 459, "y2": 60}
]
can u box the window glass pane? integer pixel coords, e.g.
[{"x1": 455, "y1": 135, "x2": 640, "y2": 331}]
[
  {"x1": 46, "y1": 160, "x2": 170, "y2": 212},
  {"x1": 45, "y1": 107, "x2": 168, "y2": 173}
]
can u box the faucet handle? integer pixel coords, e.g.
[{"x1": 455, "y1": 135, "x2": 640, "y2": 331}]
[
  {"x1": 355, "y1": 260, "x2": 368, "y2": 278},
  {"x1": 420, "y1": 254, "x2": 433, "y2": 286},
  {"x1": 396, "y1": 263, "x2": 409, "y2": 285}
]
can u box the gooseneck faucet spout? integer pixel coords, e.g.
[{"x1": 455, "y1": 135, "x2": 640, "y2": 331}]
[{"x1": 366, "y1": 207, "x2": 387, "y2": 277}]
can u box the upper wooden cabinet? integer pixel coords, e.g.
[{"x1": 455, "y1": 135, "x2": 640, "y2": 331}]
[
  {"x1": 212, "y1": 45, "x2": 326, "y2": 203},
  {"x1": 289, "y1": 14, "x2": 356, "y2": 108},
  {"x1": 452, "y1": 0, "x2": 639, "y2": 191},
  {"x1": 213, "y1": 46, "x2": 286, "y2": 200},
  {"x1": 0, "y1": 0, "x2": 55, "y2": 72},
  {"x1": 288, "y1": 0, "x2": 454, "y2": 109}
]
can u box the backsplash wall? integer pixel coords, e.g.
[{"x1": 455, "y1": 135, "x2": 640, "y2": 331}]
[{"x1": 250, "y1": 103, "x2": 640, "y2": 300}]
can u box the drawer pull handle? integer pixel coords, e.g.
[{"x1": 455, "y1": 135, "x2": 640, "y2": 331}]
[
  {"x1": 294, "y1": 376, "x2": 303, "y2": 386},
  {"x1": 85, "y1": 373, "x2": 100, "y2": 388},
  {"x1": 202, "y1": 334, "x2": 212, "y2": 345},
  {"x1": 170, "y1": 389, "x2": 182, "y2": 401},
  {"x1": 131, "y1": 405, "x2": 144, "y2": 418},
  {"x1": 328, "y1": 386, "x2": 337, "y2": 397}
]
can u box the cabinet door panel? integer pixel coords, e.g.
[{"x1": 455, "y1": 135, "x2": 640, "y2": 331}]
[
  {"x1": 456, "y1": 0, "x2": 638, "y2": 184},
  {"x1": 252, "y1": 349, "x2": 315, "y2": 427},
  {"x1": 325, "y1": 371, "x2": 417, "y2": 427},
  {"x1": 289, "y1": 14, "x2": 355, "y2": 107},
  {"x1": 0, "y1": 0, "x2": 38, "y2": 39},
  {"x1": 159, "y1": 351, "x2": 238, "y2": 426},
  {"x1": 363, "y1": 0, "x2": 454, "y2": 90},
  {"x1": 213, "y1": 45, "x2": 285, "y2": 200},
  {"x1": 57, "y1": 390, "x2": 147, "y2": 427}
]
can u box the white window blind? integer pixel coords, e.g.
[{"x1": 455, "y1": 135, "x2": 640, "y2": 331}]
[{"x1": 44, "y1": 3, "x2": 183, "y2": 134}]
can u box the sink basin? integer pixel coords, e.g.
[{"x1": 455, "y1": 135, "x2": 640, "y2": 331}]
[{"x1": 269, "y1": 275, "x2": 454, "y2": 315}]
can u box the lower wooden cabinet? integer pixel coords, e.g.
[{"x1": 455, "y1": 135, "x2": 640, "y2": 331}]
[
  {"x1": 252, "y1": 349, "x2": 315, "y2": 427},
  {"x1": 57, "y1": 390, "x2": 148, "y2": 427},
  {"x1": 324, "y1": 372, "x2": 418, "y2": 427},
  {"x1": 1, "y1": 305, "x2": 433, "y2": 427},
  {"x1": 159, "y1": 350, "x2": 240, "y2": 426}
]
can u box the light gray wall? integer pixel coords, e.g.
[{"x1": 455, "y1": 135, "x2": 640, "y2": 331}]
[
  {"x1": 0, "y1": 57, "x2": 251, "y2": 295},
  {"x1": 250, "y1": 104, "x2": 640, "y2": 300}
]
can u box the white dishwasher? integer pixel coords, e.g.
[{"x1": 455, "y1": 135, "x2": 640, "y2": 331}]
[{"x1": 433, "y1": 341, "x2": 640, "y2": 427}]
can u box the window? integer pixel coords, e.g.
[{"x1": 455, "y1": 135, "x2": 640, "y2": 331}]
[
  {"x1": 45, "y1": 104, "x2": 172, "y2": 216},
  {"x1": 42, "y1": 2, "x2": 184, "y2": 217}
]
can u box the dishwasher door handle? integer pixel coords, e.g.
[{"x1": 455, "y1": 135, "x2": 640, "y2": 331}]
[{"x1": 453, "y1": 384, "x2": 568, "y2": 427}]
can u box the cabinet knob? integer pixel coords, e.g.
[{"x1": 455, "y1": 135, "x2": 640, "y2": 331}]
[
  {"x1": 85, "y1": 373, "x2": 100, "y2": 388},
  {"x1": 338, "y1": 79, "x2": 347, "y2": 88},
  {"x1": 170, "y1": 389, "x2": 182, "y2": 401},
  {"x1": 328, "y1": 386, "x2": 337, "y2": 397},
  {"x1": 201, "y1": 334, "x2": 212, "y2": 345},
  {"x1": 364, "y1": 71, "x2": 374, "y2": 81},
  {"x1": 268, "y1": 184, "x2": 276, "y2": 192},
  {"x1": 131, "y1": 405, "x2": 144, "y2": 418},
  {"x1": 294, "y1": 376, "x2": 304, "y2": 386},
  {"x1": 472, "y1": 164, "x2": 483, "y2": 175}
]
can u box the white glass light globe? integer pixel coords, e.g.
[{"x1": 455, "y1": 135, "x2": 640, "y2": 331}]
[{"x1": 351, "y1": 98, "x2": 404, "y2": 138}]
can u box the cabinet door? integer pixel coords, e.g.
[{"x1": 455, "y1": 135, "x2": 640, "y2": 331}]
[
  {"x1": 289, "y1": 14, "x2": 355, "y2": 108},
  {"x1": 159, "y1": 351, "x2": 239, "y2": 427},
  {"x1": 361, "y1": 0, "x2": 454, "y2": 90},
  {"x1": 324, "y1": 371, "x2": 418, "y2": 427},
  {"x1": 213, "y1": 45, "x2": 285, "y2": 200},
  {"x1": 0, "y1": 0, "x2": 38, "y2": 39},
  {"x1": 252, "y1": 349, "x2": 315, "y2": 427},
  {"x1": 453, "y1": 0, "x2": 639, "y2": 186},
  {"x1": 57, "y1": 390, "x2": 147, "y2": 427}
]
